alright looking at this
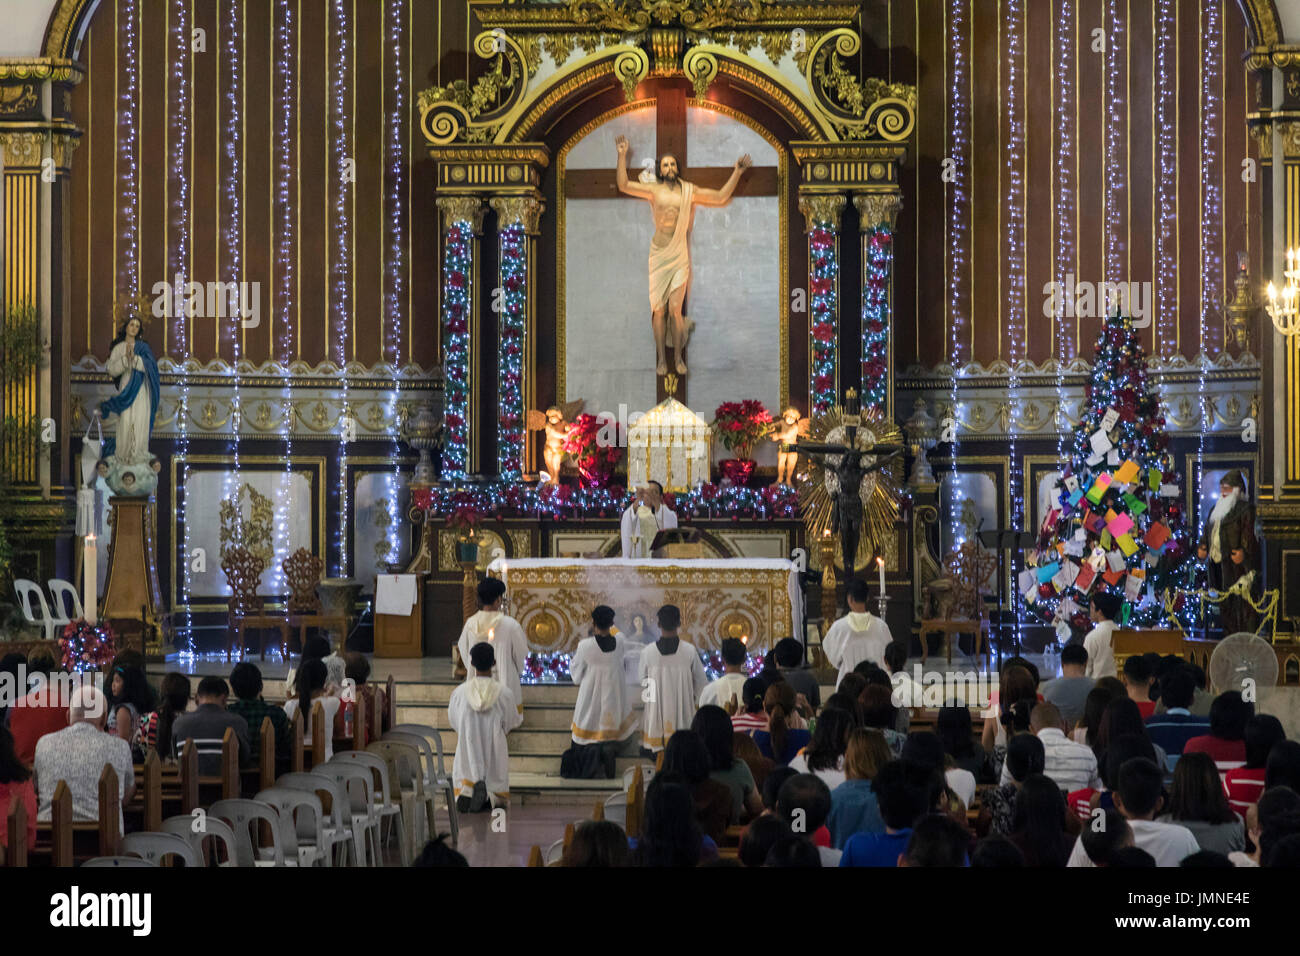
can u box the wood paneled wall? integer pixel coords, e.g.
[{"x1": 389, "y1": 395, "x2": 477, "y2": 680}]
[{"x1": 66, "y1": 0, "x2": 1259, "y2": 373}]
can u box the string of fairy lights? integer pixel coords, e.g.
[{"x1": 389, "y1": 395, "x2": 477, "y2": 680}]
[
  {"x1": 1005, "y1": 0, "x2": 1025, "y2": 643},
  {"x1": 1197, "y1": 0, "x2": 1223, "y2": 535},
  {"x1": 860, "y1": 227, "x2": 891, "y2": 411},
  {"x1": 497, "y1": 222, "x2": 527, "y2": 478},
  {"x1": 1155, "y1": 0, "x2": 1178, "y2": 362},
  {"x1": 166, "y1": 0, "x2": 194, "y2": 649},
  {"x1": 221, "y1": 0, "x2": 244, "y2": 590},
  {"x1": 118, "y1": 0, "x2": 139, "y2": 301},
  {"x1": 383, "y1": 0, "x2": 408, "y2": 565},
  {"x1": 809, "y1": 221, "x2": 838, "y2": 417},
  {"x1": 330, "y1": 0, "x2": 353, "y2": 577},
  {"x1": 946, "y1": 0, "x2": 969, "y2": 548},
  {"x1": 1053, "y1": 0, "x2": 1076, "y2": 515},
  {"x1": 273, "y1": 0, "x2": 296, "y2": 602},
  {"x1": 441, "y1": 219, "x2": 472, "y2": 479}
]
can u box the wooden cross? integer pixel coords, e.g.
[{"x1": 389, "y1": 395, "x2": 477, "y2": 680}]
[{"x1": 562, "y1": 83, "x2": 780, "y2": 405}]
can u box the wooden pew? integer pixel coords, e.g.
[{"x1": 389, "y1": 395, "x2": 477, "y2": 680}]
[
  {"x1": 124, "y1": 752, "x2": 165, "y2": 834},
  {"x1": 384, "y1": 674, "x2": 396, "y2": 730},
  {"x1": 562, "y1": 822, "x2": 575, "y2": 855},
  {"x1": 626, "y1": 765, "x2": 644, "y2": 840},
  {"x1": 179, "y1": 739, "x2": 200, "y2": 813},
  {"x1": 592, "y1": 800, "x2": 604, "y2": 821},
  {"x1": 5, "y1": 793, "x2": 27, "y2": 867},
  {"x1": 527, "y1": 845, "x2": 543, "y2": 867},
  {"x1": 310, "y1": 699, "x2": 328, "y2": 768},
  {"x1": 353, "y1": 693, "x2": 368, "y2": 750},
  {"x1": 87, "y1": 764, "x2": 122, "y2": 858},
  {"x1": 31, "y1": 781, "x2": 75, "y2": 866},
  {"x1": 290, "y1": 709, "x2": 305, "y2": 772},
  {"x1": 241, "y1": 716, "x2": 277, "y2": 796},
  {"x1": 32, "y1": 767, "x2": 120, "y2": 865},
  {"x1": 196, "y1": 728, "x2": 240, "y2": 804}
]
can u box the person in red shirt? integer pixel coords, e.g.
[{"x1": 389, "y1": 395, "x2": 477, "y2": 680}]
[
  {"x1": 8, "y1": 653, "x2": 70, "y2": 767},
  {"x1": 0, "y1": 725, "x2": 37, "y2": 852},
  {"x1": 1123, "y1": 654, "x2": 1158, "y2": 720},
  {"x1": 1224, "y1": 715, "x2": 1285, "y2": 816},
  {"x1": 1183, "y1": 691, "x2": 1252, "y2": 772}
]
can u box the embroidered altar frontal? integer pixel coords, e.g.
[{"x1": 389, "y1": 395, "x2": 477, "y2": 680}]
[{"x1": 487, "y1": 558, "x2": 803, "y2": 656}]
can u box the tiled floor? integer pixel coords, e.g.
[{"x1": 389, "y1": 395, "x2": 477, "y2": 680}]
[{"x1": 427, "y1": 800, "x2": 602, "y2": 867}]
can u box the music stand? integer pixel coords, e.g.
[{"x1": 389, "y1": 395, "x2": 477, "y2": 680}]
[
  {"x1": 650, "y1": 528, "x2": 702, "y2": 559},
  {"x1": 978, "y1": 529, "x2": 1037, "y2": 661}
]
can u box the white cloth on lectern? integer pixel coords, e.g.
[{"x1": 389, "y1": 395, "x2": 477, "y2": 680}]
[
  {"x1": 375, "y1": 574, "x2": 417, "y2": 616},
  {"x1": 620, "y1": 503, "x2": 677, "y2": 558}
]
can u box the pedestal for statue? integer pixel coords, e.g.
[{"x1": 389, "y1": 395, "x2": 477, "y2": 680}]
[{"x1": 101, "y1": 495, "x2": 166, "y2": 659}]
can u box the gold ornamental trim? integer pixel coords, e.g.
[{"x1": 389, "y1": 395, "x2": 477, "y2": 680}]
[
  {"x1": 437, "y1": 196, "x2": 488, "y2": 233},
  {"x1": 797, "y1": 194, "x2": 846, "y2": 231},
  {"x1": 0, "y1": 57, "x2": 84, "y2": 84},
  {"x1": 0, "y1": 129, "x2": 47, "y2": 168},
  {"x1": 490, "y1": 195, "x2": 546, "y2": 233},
  {"x1": 855, "y1": 193, "x2": 903, "y2": 232},
  {"x1": 471, "y1": 0, "x2": 863, "y2": 32}
]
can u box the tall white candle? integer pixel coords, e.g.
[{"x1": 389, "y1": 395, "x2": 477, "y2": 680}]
[
  {"x1": 877, "y1": 556, "x2": 886, "y2": 598},
  {"x1": 84, "y1": 535, "x2": 98, "y2": 625}
]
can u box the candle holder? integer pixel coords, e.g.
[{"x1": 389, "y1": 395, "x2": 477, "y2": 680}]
[{"x1": 875, "y1": 594, "x2": 889, "y2": 620}]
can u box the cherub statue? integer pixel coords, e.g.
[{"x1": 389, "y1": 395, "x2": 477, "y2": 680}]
[
  {"x1": 526, "y1": 399, "x2": 584, "y2": 484},
  {"x1": 768, "y1": 407, "x2": 808, "y2": 486}
]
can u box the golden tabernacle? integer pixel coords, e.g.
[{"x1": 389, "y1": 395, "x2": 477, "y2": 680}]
[{"x1": 487, "y1": 558, "x2": 803, "y2": 655}]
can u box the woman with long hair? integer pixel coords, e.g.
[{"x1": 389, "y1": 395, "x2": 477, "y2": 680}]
[
  {"x1": 1074, "y1": 680, "x2": 1126, "y2": 746},
  {"x1": 0, "y1": 726, "x2": 36, "y2": 852},
  {"x1": 1093, "y1": 696, "x2": 1167, "y2": 773},
  {"x1": 659, "y1": 731, "x2": 733, "y2": 842},
  {"x1": 690, "y1": 705, "x2": 763, "y2": 822},
  {"x1": 1225, "y1": 715, "x2": 1286, "y2": 815},
  {"x1": 789, "y1": 707, "x2": 853, "y2": 790},
  {"x1": 140, "y1": 672, "x2": 191, "y2": 760},
  {"x1": 730, "y1": 677, "x2": 769, "y2": 735},
  {"x1": 752, "y1": 681, "x2": 809, "y2": 765},
  {"x1": 106, "y1": 662, "x2": 156, "y2": 761},
  {"x1": 1161, "y1": 751, "x2": 1245, "y2": 856},
  {"x1": 562, "y1": 820, "x2": 629, "y2": 867},
  {"x1": 937, "y1": 705, "x2": 991, "y2": 782},
  {"x1": 827, "y1": 728, "x2": 893, "y2": 848},
  {"x1": 1009, "y1": 773, "x2": 1077, "y2": 867},
  {"x1": 282, "y1": 659, "x2": 341, "y2": 761},
  {"x1": 982, "y1": 664, "x2": 1038, "y2": 753},
  {"x1": 631, "y1": 776, "x2": 708, "y2": 867}
]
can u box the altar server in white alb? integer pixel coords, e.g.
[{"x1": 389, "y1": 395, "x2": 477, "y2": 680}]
[
  {"x1": 638, "y1": 605, "x2": 708, "y2": 752},
  {"x1": 699, "y1": 637, "x2": 749, "y2": 710},
  {"x1": 448, "y1": 642, "x2": 522, "y2": 812},
  {"x1": 569, "y1": 605, "x2": 637, "y2": 745},
  {"x1": 457, "y1": 577, "x2": 529, "y2": 719},
  {"x1": 822, "y1": 578, "x2": 892, "y2": 689},
  {"x1": 620, "y1": 481, "x2": 677, "y2": 558}
]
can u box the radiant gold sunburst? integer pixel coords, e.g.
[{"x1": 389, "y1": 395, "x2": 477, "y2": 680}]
[{"x1": 797, "y1": 406, "x2": 903, "y2": 571}]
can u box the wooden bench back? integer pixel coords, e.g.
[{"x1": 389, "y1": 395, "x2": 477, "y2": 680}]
[
  {"x1": 5, "y1": 792, "x2": 27, "y2": 867},
  {"x1": 259, "y1": 716, "x2": 276, "y2": 792},
  {"x1": 290, "y1": 708, "x2": 305, "y2": 772}
]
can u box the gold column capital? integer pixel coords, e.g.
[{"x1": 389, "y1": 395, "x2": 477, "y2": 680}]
[
  {"x1": 489, "y1": 195, "x2": 546, "y2": 234},
  {"x1": 0, "y1": 128, "x2": 48, "y2": 169},
  {"x1": 436, "y1": 196, "x2": 487, "y2": 234},
  {"x1": 1276, "y1": 120, "x2": 1300, "y2": 159},
  {"x1": 797, "y1": 193, "x2": 845, "y2": 232},
  {"x1": 0, "y1": 57, "x2": 84, "y2": 85},
  {"x1": 854, "y1": 192, "x2": 903, "y2": 232}
]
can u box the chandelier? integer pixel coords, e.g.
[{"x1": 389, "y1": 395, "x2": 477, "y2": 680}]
[{"x1": 1265, "y1": 249, "x2": 1300, "y2": 337}]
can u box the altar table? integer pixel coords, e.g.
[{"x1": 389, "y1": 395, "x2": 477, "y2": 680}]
[{"x1": 485, "y1": 558, "x2": 803, "y2": 655}]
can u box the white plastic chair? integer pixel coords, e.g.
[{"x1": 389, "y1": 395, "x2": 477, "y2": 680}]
[
  {"x1": 313, "y1": 762, "x2": 383, "y2": 866},
  {"x1": 46, "y1": 578, "x2": 83, "y2": 627},
  {"x1": 603, "y1": 791, "x2": 629, "y2": 830},
  {"x1": 331, "y1": 750, "x2": 410, "y2": 865},
  {"x1": 209, "y1": 798, "x2": 287, "y2": 867},
  {"x1": 543, "y1": 839, "x2": 565, "y2": 865},
  {"x1": 12, "y1": 579, "x2": 55, "y2": 640},
  {"x1": 623, "y1": 764, "x2": 655, "y2": 793},
  {"x1": 384, "y1": 730, "x2": 441, "y2": 841},
  {"x1": 160, "y1": 813, "x2": 239, "y2": 867},
  {"x1": 368, "y1": 740, "x2": 431, "y2": 853},
  {"x1": 388, "y1": 722, "x2": 459, "y2": 843},
  {"x1": 121, "y1": 831, "x2": 201, "y2": 867},
  {"x1": 82, "y1": 856, "x2": 157, "y2": 867},
  {"x1": 276, "y1": 771, "x2": 359, "y2": 866},
  {"x1": 255, "y1": 787, "x2": 329, "y2": 867}
]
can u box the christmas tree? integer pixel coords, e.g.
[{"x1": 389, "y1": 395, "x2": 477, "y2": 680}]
[{"x1": 1023, "y1": 313, "x2": 1194, "y2": 635}]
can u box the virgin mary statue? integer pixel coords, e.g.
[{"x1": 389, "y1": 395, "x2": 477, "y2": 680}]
[{"x1": 98, "y1": 313, "x2": 160, "y2": 494}]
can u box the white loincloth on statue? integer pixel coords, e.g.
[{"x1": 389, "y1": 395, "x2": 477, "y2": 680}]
[{"x1": 648, "y1": 181, "x2": 694, "y2": 312}]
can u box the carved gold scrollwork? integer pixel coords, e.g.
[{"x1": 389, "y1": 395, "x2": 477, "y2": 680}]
[
  {"x1": 613, "y1": 47, "x2": 651, "y2": 100},
  {"x1": 803, "y1": 29, "x2": 916, "y2": 141},
  {"x1": 682, "y1": 46, "x2": 719, "y2": 97},
  {"x1": 418, "y1": 30, "x2": 532, "y2": 145},
  {"x1": 420, "y1": 99, "x2": 472, "y2": 146},
  {"x1": 864, "y1": 97, "x2": 915, "y2": 142}
]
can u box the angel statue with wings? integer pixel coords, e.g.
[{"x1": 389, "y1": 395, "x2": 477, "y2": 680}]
[{"x1": 527, "y1": 399, "x2": 584, "y2": 484}]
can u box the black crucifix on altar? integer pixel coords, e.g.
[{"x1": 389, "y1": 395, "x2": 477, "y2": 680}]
[{"x1": 795, "y1": 389, "x2": 904, "y2": 581}]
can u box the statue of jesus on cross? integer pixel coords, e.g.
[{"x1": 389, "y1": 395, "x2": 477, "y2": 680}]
[{"x1": 615, "y1": 135, "x2": 751, "y2": 376}]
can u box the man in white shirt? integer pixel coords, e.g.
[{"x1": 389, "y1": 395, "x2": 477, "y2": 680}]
[
  {"x1": 822, "y1": 579, "x2": 891, "y2": 689},
  {"x1": 1067, "y1": 758, "x2": 1199, "y2": 867},
  {"x1": 620, "y1": 481, "x2": 677, "y2": 558},
  {"x1": 1082, "y1": 591, "x2": 1122, "y2": 680},
  {"x1": 699, "y1": 637, "x2": 749, "y2": 709},
  {"x1": 1002, "y1": 701, "x2": 1101, "y2": 791}
]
